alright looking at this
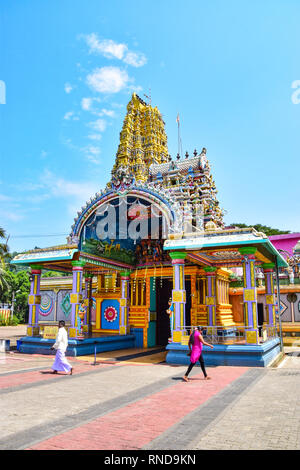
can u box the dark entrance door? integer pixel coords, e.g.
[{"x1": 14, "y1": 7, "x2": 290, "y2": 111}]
[
  {"x1": 185, "y1": 278, "x2": 191, "y2": 331},
  {"x1": 156, "y1": 278, "x2": 172, "y2": 346},
  {"x1": 257, "y1": 303, "x2": 264, "y2": 336},
  {"x1": 155, "y1": 277, "x2": 191, "y2": 345}
]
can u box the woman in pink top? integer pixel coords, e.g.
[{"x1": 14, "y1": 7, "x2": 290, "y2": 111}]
[{"x1": 183, "y1": 327, "x2": 213, "y2": 382}]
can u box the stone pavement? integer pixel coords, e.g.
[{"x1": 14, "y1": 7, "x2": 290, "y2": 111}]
[
  {"x1": 0, "y1": 340, "x2": 299, "y2": 450},
  {"x1": 0, "y1": 324, "x2": 27, "y2": 348}
]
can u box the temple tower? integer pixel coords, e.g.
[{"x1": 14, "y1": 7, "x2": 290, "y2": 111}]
[{"x1": 111, "y1": 93, "x2": 169, "y2": 184}]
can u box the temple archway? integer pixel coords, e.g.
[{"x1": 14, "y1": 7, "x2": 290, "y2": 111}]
[{"x1": 68, "y1": 186, "x2": 181, "y2": 267}]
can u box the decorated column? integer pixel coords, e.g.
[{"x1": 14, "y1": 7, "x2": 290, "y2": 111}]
[
  {"x1": 83, "y1": 274, "x2": 88, "y2": 327},
  {"x1": 120, "y1": 271, "x2": 130, "y2": 335},
  {"x1": 82, "y1": 273, "x2": 93, "y2": 334},
  {"x1": 238, "y1": 247, "x2": 259, "y2": 343},
  {"x1": 262, "y1": 263, "x2": 276, "y2": 326},
  {"x1": 69, "y1": 260, "x2": 85, "y2": 338},
  {"x1": 87, "y1": 273, "x2": 94, "y2": 334},
  {"x1": 170, "y1": 252, "x2": 187, "y2": 340},
  {"x1": 204, "y1": 267, "x2": 217, "y2": 326},
  {"x1": 27, "y1": 266, "x2": 42, "y2": 336}
]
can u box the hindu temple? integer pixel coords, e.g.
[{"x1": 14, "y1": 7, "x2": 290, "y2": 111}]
[{"x1": 12, "y1": 93, "x2": 288, "y2": 366}]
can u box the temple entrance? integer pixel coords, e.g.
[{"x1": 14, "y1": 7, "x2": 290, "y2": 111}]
[
  {"x1": 156, "y1": 278, "x2": 172, "y2": 346},
  {"x1": 155, "y1": 277, "x2": 191, "y2": 346},
  {"x1": 257, "y1": 303, "x2": 264, "y2": 336},
  {"x1": 185, "y1": 278, "x2": 191, "y2": 329}
]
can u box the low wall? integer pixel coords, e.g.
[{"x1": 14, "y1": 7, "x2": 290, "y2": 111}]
[
  {"x1": 166, "y1": 338, "x2": 281, "y2": 367},
  {"x1": 18, "y1": 334, "x2": 136, "y2": 356},
  {"x1": 0, "y1": 339, "x2": 10, "y2": 352}
]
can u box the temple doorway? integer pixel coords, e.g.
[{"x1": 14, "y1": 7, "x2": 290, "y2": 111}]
[
  {"x1": 257, "y1": 303, "x2": 264, "y2": 336},
  {"x1": 155, "y1": 277, "x2": 192, "y2": 346},
  {"x1": 185, "y1": 278, "x2": 191, "y2": 329},
  {"x1": 156, "y1": 278, "x2": 172, "y2": 346}
]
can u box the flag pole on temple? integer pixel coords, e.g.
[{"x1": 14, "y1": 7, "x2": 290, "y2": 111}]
[
  {"x1": 176, "y1": 113, "x2": 183, "y2": 159},
  {"x1": 177, "y1": 113, "x2": 180, "y2": 158}
]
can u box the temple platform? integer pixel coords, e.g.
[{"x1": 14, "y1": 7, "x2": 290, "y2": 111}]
[
  {"x1": 166, "y1": 338, "x2": 281, "y2": 367},
  {"x1": 18, "y1": 334, "x2": 136, "y2": 357}
]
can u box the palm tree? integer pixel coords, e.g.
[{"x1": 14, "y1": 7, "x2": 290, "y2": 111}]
[
  {"x1": 0, "y1": 263, "x2": 8, "y2": 292},
  {"x1": 0, "y1": 227, "x2": 9, "y2": 292},
  {"x1": 0, "y1": 227, "x2": 9, "y2": 261}
]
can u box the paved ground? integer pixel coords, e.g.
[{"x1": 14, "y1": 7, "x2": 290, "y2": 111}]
[
  {"x1": 0, "y1": 324, "x2": 27, "y2": 347},
  {"x1": 0, "y1": 326, "x2": 300, "y2": 451}
]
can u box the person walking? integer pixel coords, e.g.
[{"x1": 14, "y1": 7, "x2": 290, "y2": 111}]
[
  {"x1": 183, "y1": 326, "x2": 213, "y2": 382},
  {"x1": 166, "y1": 298, "x2": 175, "y2": 338},
  {"x1": 51, "y1": 320, "x2": 73, "y2": 375}
]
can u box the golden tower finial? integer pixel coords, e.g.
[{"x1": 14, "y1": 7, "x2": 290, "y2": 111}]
[{"x1": 111, "y1": 93, "x2": 169, "y2": 184}]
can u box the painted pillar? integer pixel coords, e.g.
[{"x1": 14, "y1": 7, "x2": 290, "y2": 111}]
[
  {"x1": 83, "y1": 275, "x2": 88, "y2": 326},
  {"x1": 69, "y1": 261, "x2": 85, "y2": 338},
  {"x1": 27, "y1": 266, "x2": 42, "y2": 336},
  {"x1": 120, "y1": 270, "x2": 130, "y2": 335},
  {"x1": 82, "y1": 273, "x2": 93, "y2": 334},
  {"x1": 238, "y1": 247, "x2": 259, "y2": 343},
  {"x1": 169, "y1": 252, "x2": 187, "y2": 336},
  {"x1": 204, "y1": 267, "x2": 217, "y2": 326},
  {"x1": 87, "y1": 274, "x2": 94, "y2": 334},
  {"x1": 190, "y1": 274, "x2": 197, "y2": 327},
  {"x1": 262, "y1": 263, "x2": 276, "y2": 326}
]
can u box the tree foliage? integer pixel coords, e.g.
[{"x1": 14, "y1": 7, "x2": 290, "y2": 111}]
[
  {"x1": 1, "y1": 270, "x2": 30, "y2": 322},
  {"x1": 231, "y1": 223, "x2": 290, "y2": 236},
  {"x1": 0, "y1": 229, "x2": 69, "y2": 323},
  {"x1": 0, "y1": 227, "x2": 30, "y2": 322}
]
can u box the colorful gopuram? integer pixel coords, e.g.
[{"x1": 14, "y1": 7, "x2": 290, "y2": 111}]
[{"x1": 12, "y1": 93, "x2": 288, "y2": 366}]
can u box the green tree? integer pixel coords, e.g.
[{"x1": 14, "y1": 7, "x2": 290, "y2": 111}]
[
  {"x1": 0, "y1": 263, "x2": 9, "y2": 292},
  {"x1": 0, "y1": 227, "x2": 10, "y2": 261},
  {"x1": 0, "y1": 227, "x2": 9, "y2": 291},
  {"x1": 231, "y1": 223, "x2": 290, "y2": 236},
  {"x1": 1, "y1": 270, "x2": 30, "y2": 323}
]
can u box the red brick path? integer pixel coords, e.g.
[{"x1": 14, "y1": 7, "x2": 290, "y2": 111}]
[
  {"x1": 0, "y1": 362, "x2": 109, "y2": 390},
  {"x1": 28, "y1": 366, "x2": 248, "y2": 450}
]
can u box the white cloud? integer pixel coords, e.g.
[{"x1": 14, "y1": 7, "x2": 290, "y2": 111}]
[
  {"x1": 81, "y1": 98, "x2": 111, "y2": 115},
  {"x1": 111, "y1": 102, "x2": 125, "y2": 109},
  {"x1": 87, "y1": 134, "x2": 102, "y2": 141},
  {"x1": 61, "y1": 135, "x2": 102, "y2": 165},
  {"x1": 82, "y1": 145, "x2": 101, "y2": 165},
  {"x1": 88, "y1": 118, "x2": 107, "y2": 133},
  {"x1": 0, "y1": 208, "x2": 24, "y2": 222},
  {"x1": 25, "y1": 193, "x2": 51, "y2": 204},
  {"x1": 86, "y1": 66, "x2": 130, "y2": 94},
  {"x1": 99, "y1": 108, "x2": 115, "y2": 117},
  {"x1": 123, "y1": 51, "x2": 147, "y2": 67},
  {"x1": 43, "y1": 170, "x2": 99, "y2": 202},
  {"x1": 81, "y1": 97, "x2": 93, "y2": 111},
  {"x1": 84, "y1": 34, "x2": 127, "y2": 60},
  {"x1": 23, "y1": 182, "x2": 45, "y2": 191},
  {"x1": 64, "y1": 111, "x2": 74, "y2": 120},
  {"x1": 63, "y1": 111, "x2": 79, "y2": 121},
  {"x1": 64, "y1": 83, "x2": 73, "y2": 93},
  {"x1": 82, "y1": 34, "x2": 147, "y2": 68}
]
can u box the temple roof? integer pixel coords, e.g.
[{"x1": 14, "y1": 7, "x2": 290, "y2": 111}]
[
  {"x1": 149, "y1": 152, "x2": 205, "y2": 177},
  {"x1": 164, "y1": 227, "x2": 288, "y2": 268}
]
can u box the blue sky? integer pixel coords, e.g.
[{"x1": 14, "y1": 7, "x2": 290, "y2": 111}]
[{"x1": 1, "y1": 0, "x2": 300, "y2": 253}]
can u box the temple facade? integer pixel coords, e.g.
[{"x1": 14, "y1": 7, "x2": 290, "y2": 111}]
[{"x1": 12, "y1": 93, "x2": 288, "y2": 366}]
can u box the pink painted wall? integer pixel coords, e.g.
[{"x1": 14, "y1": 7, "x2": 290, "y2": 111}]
[{"x1": 269, "y1": 233, "x2": 300, "y2": 258}]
